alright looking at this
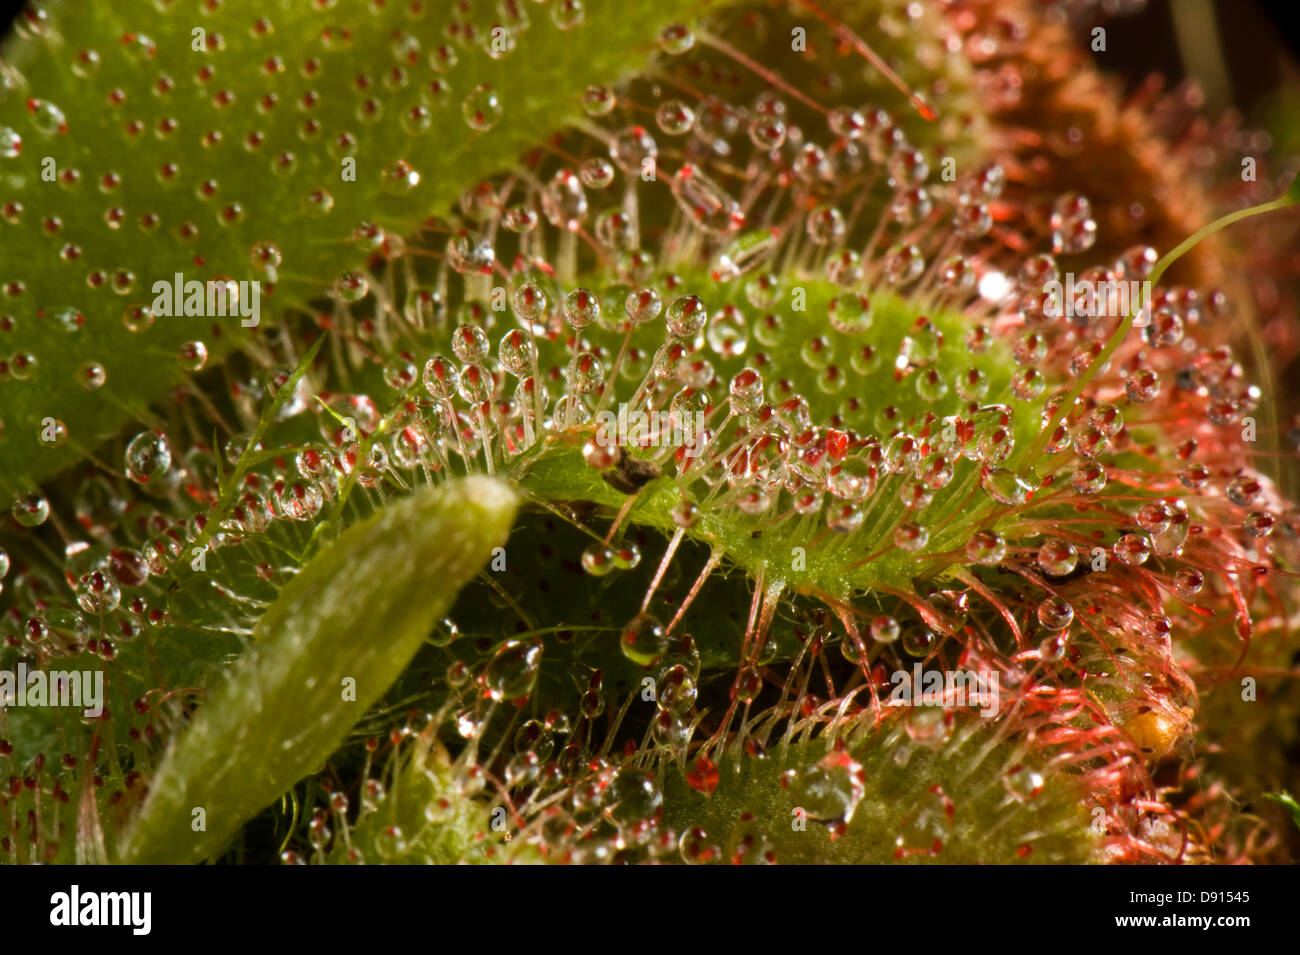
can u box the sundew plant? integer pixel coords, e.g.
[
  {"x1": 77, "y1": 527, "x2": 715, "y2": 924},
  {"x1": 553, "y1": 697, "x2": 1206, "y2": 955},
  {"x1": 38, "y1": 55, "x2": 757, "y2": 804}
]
[{"x1": 0, "y1": 0, "x2": 1299, "y2": 866}]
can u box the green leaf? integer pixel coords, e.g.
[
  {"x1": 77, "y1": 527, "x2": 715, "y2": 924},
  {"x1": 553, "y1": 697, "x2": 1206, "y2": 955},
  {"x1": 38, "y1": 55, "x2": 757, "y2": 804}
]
[
  {"x1": 0, "y1": 0, "x2": 720, "y2": 494},
  {"x1": 117, "y1": 475, "x2": 518, "y2": 864}
]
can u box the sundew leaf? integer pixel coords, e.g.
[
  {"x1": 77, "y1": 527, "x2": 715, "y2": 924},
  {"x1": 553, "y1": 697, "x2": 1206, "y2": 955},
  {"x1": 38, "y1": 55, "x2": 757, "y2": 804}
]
[
  {"x1": 0, "y1": 0, "x2": 722, "y2": 494},
  {"x1": 117, "y1": 475, "x2": 518, "y2": 864},
  {"x1": 510, "y1": 277, "x2": 1034, "y2": 603},
  {"x1": 659, "y1": 717, "x2": 1099, "y2": 864},
  {"x1": 331, "y1": 735, "x2": 544, "y2": 865}
]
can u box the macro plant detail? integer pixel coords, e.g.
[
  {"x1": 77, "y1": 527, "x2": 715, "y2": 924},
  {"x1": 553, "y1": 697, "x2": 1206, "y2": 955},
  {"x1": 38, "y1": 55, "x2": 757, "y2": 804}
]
[{"x1": 0, "y1": 0, "x2": 1297, "y2": 866}]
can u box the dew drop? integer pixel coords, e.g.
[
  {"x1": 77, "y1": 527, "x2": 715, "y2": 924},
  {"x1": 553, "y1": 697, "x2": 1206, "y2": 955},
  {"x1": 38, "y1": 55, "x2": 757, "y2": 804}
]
[
  {"x1": 462, "y1": 85, "x2": 502, "y2": 131},
  {"x1": 122, "y1": 303, "x2": 154, "y2": 333},
  {"x1": 582, "y1": 85, "x2": 616, "y2": 117},
  {"x1": 1136, "y1": 501, "x2": 1172, "y2": 534},
  {"x1": 503, "y1": 204, "x2": 539, "y2": 233},
  {"x1": 428, "y1": 621, "x2": 460, "y2": 657},
  {"x1": 1010, "y1": 367, "x2": 1046, "y2": 401},
  {"x1": 705, "y1": 305, "x2": 748, "y2": 357},
  {"x1": 895, "y1": 784, "x2": 952, "y2": 856},
  {"x1": 826, "y1": 457, "x2": 872, "y2": 501},
  {"x1": 1090, "y1": 403, "x2": 1124, "y2": 437},
  {"x1": 980, "y1": 466, "x2": 1030, "y2": 506},
  {"x1": 512, "y1": 282, "x2": 550, "y2": 326},
  {"x1": 612, "y1": 542, "x2": 641, "y2": 571},
  {"x1": 976, "y1": 424, "x2": 1013, "y2": 464},
  {"x1": 580, "y1": 689, "x2": 605, "y2": 719},
  {"x1": 1039, "y1": 633, "x2": 1067, "y2": 662},
  {"x1": 827, "y1": 294, "x2": 872, "y2": 334},
  {"x1": 76, "y1": 571, "x2": 120, "y2": 615},
  {"x1": 894, "y1": 522, "x2": 929, "y2": 552},
  {"x1": 915, "y1": 369, "x2": 948, "y2": 402},
  {"x1": 749, "y1": 114, "x2": 786, "y2": 151},
  {"x1": 51, "y1": 306, "x2": 84, "y2": 333},
  {"x1": 9, "y1": 351, "x2": 36, "y2": 379},
  {"x1": 609, "y1": 125, "x2": 657, "y2": 175},
  {"x1": 621, "y1": 612, "x2": 668, "y2": 667},
  {"x1": 498, "y1": 329, "x2": 537, "y2": 377},
  {"x1": 422, "y1": 355, "x2": 459, "y2": 399},
  {"x1": 891, "y1": 187, "x2": 932, "y2": 225},
  {"x1": 565, "y1": 352, "x2": 605, "y2": 394},
  {"x1": 446, "y1": 230, "x2": 494, "y2": 275},
  {"x1": 966, "y1": 530, "x2": 1006, "y2": 565},
  {"x1": 334, "y1": 270, "x2": 369, "y2": 302},
  {"x1": 1114, "y1": 533, "x2": 1152, "y2": 566},
  {"x1": 482, "y1": 637, "x2": 543, "y2": 701},
  {"x1": 655, "y1": 99, "x2": 695, "y2": 136},
  {"x1": 563, "y1": 288, "x2": 600, "y2": 330},
  {"x1": 656, "y1": 665, "x2": 697, "y2": 715},
  {"x1": 787, "y1": 750, "x2": 864, "y2": 823},
  {"x1": 1173, "y1": 568, "x2": 1204, "y2": 598},
  {"x1": 624, "y1": 287, "x2": 663, "y2": 324},
  {"x1": 276, "y1": 481, "x2": 323, "y2": 521},
  {"x1": 582, "y1": 543, "x2": 615, "y2": 576},
  {"x1": 178, "y1": 341, "x2": 208, "y2": 371},
  {"x1": 0, "y1": 127, "x2": 20, "y2": 158},
  {"x1": 1125, "y1": 368, "x2": 1160, "y2": 403},
  {"x1": 728, "y1": 368, "x2": 764, "y2": 414},
  {"x1": 1071, "y1": 462, "x2": 1107, "y2": 494},
  {"x1": 1036, "y1": 596, "x2": 1073, "y2": 630},
  {"x1": 606, "y1": 767, "x2": 663, "y2": 828},
  {"x1": 27, "y1": 98, "x2": 67, "y2": 135},
  {"x1": 1004, "y1": 766, "x2": 1044, "y2": 802},
  {"x1": 124, "y1": 431, "x2": 171, "y2": 484},
  {"x1": 456, "y1": 364, "x2": 493, "y2": 404},
  {"x1": 671, "y1": 163, "x2": 743, "y2": 235},
  {"x1": 884, "y1": 244, "x2": 925, "y2": 285},
  {"x1": 303, "y1": 189, "x2": 334, "y2": 216},
  {"x1": 11, "y1": 492, "x2": 49, "y2": 527},
  {"x1": 671, "y1": 499, "x2": 700, "y2": 528},
  {"x1": 904, "y1": 707, "x2": 952, "y2": 749},
  {"x1": 805, "y1": 205, "x2": 845, "y2": 244},
  {"x1": 1226, "y1": 475, "x2": 1262, "y2": 508},
  {"x1": 549, "y1": 0, "x2": 585, "y2": 30},
  {"x1": 1244, "y1": 512, "x2": 1275, "y2": 538},
  {"x1": 579, "y1": 157, "x2": 615, "y2": 189},
  {"x1": 380, "y1": 159, "x2": 420, "y2": 194},
  {"x1": 660, "y1": 294, "x2": 704, "y2": 340},
  {"x1": 382, "y1": 358, "x2": 417, "y2": 390},
  {"x1": 901, "y1": 625, "x2": 937, "y2": 657},
  {"x1": 1050, "y1": 193, "x2": 1097, "y2": 254},
  {"x1": 1036, "y1": 539, "x2": 1077, "y2": 576},
  {"x1": 1179, "y1": 463, "x2": 1210, "y2": 491},
  {"x1": 658, "y1": 23, "x2": 695, "y2": 54},
  {"x1": 899, "y1": 321, "x2": 941, "y2": 369},
  {"x1": 451, "y1": 325, "x2": 490, "y2": 364},
  {"x1": 871, "y1": 616, "x2": 900, "y2": 644},
  {"x1": 1117, "y1": 244, "x2": 1159, "y2": 280}
]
